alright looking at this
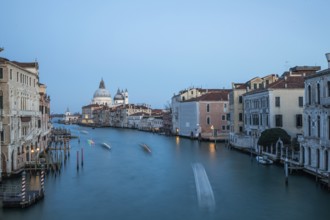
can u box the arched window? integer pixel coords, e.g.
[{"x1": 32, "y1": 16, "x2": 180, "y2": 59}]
[
  {"x1": 317, "y1": 83, "x2": 320, "y2": 104},
  {"x1": 308, "y1": 85, "x2": 312, "y2": 105},
  {"x1": 317, "y1": 116, "x2": 321, "y2": 138},
  {"x1": 206, "y1": 117, "x2": 210, "y2": 125},
  {"x1": 308, "y1": 115, "x2": 311, "y2": 136},
  {"x1": 325, "y1": 150, "x2": 329, "y2": 171}
]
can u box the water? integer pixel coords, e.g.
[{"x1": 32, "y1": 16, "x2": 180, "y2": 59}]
[{"x1": 1, "y1": 124, "x2": 330, "y2": 220}]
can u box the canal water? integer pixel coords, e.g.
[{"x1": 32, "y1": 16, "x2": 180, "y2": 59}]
[{"x1": 1, "y1": 124, "x2": 330, "y2": 220}]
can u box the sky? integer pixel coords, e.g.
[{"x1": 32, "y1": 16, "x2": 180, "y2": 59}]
[{"x1": 1, "y1": 0, "x2": 330, "y2": 113}]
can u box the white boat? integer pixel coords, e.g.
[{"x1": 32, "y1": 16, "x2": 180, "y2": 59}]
[
  {"x1": 256, "y1": 156, "x2": 273, "y2": 165},
  {"x1": 102, "y1": 142, "x2": 111, "y2": 150}
]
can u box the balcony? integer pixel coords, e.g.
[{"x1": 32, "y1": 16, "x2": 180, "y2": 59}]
[{"x1": 321, "y1": 97, "x2": 330, "y2": 107}]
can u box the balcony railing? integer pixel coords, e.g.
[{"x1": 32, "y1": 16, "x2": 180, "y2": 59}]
[{"x1": 321, "y1": 97, "x2": 330, "y2": 106}]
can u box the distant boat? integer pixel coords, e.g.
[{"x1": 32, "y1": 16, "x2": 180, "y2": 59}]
[
  {"x1": 80, "y1": 130, "x2": 88, "y2": 134},
  {"x1": 256, "y1": 156, "x2": 273, "y2": 165},
  {"x1": 102, "y1": 142, "x2": 111, "y2": 150},
  {"x1": 140, "y1": 143, "x2": 151, "y2": 153}
]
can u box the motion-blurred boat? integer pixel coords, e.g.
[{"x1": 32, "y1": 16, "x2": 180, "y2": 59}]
[
  {"x1": 102, "y1": 142, "x2": 111, "y2": 150},
  {"x1": 140, "y1": 143, "x2": 151, "y2": 153}
]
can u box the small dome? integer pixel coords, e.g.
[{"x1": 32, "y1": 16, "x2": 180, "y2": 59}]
[{"x1": 114, "y1": 93, "x2": 124, "y2": 100}]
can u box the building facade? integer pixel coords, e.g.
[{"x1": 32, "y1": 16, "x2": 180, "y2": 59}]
[
  {"x1": 300, "y1": 56, "x2": 330, "y2": 174},
  {"x1": 172, "y1": 89, "x2": 230, "y2": 140},
  {"x1": 242, "y1": 66, "x2": 319, "y2": 151},
  {"x1": 0, "y1": 57, "x2": 50, "y2": 179},
  {"x1": 229, "y1": 74, "x2": 279, "y2": 148}
]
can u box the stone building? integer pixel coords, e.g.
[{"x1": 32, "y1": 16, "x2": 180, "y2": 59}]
[
  {"x1": 0, "y1": 57, "x2": 51, "y2": 179},
  {"x1": 299, "y1": 54, "x2": 330, "y2": 174}
]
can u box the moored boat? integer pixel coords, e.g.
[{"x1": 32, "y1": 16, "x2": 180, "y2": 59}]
[{"x1": 256, "y1": 156, "x2": 273, "y2": 165}]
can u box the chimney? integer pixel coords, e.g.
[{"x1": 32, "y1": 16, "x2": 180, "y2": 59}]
[{"x1": 326, "y1": 53, "x2": 330, "y2": 69}]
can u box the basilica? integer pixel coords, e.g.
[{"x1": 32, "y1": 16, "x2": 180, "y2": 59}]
[
  {"x1": 81, "y1": 79, "x2": 129, "y2": 124},
  {"x1": 91, "y1": 78, "x2": 128, "y2": 106}
]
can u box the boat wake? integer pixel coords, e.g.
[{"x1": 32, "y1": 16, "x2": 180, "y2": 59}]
[{"x1": 192, "y1": 163, "x2": 215, "y2": 210}]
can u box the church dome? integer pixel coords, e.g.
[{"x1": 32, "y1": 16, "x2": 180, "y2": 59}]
[
  {"x1": 93, "y1": 79, "x2": 111, "y2": 98},
  {"x1": 92, "y1": 78, "x2": 112, "y2": 106},
  {"x1": 114, "y1": 89, "x2": 124, "y2": 100},
  {"x1": 94, "y1": 89, "x2": 111, "y2": 98}
]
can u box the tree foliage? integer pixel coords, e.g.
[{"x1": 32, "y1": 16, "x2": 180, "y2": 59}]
[{"x1": 257, "y1": 128, "x2": 291, "y2": 147}]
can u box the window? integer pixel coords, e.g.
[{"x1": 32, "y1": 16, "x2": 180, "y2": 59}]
[
  {"x1": 222, "y1": 115, "x2": 226, "y2": 121},
  {"x1": 317, "y1": 116, "x2": 320, "y2": 138},
  {"x1": 266, "y1": 80, "x2": 269, "y2": 86},
  {"x1": 10, "y1": 69, "x2": 12, "y2": 80},
  {"x1": 296, "y1": 114, "x2": 303, "y2": 127},
  {"x1": 308, "y1": 85, "x2": 312, "y2": 105},
  {"x1": 17, "y1": 72, "x2": 19, "y2": 82},
  {"x1": 239, "y1": 96, "x2": 242, "y2": 103},
  {"x1": 222, "y1": 125, "x2": 226, "y2": 130},
  {"x1": 206, "y1": 117, "x2": 210, "y2": 125},
  {"x1": 328, "y1": 116, "x2": 330, "y2": 140},
  {"x1": 266, "y1": 114, "x2": 269, "y2": 126},
  {"x1": 299, "y1": 97, "x2": 303, "y2": 107},
  {"x1": 260, "y1": 114, "x2": 263, "y2": 125},
  {"x1": 191, "y1": 90, "x2": 193, "y2": 95},
  {"x1": 252, "y1": 114, "x2": 259, "y2": 125},
  {"x1": 317, "y1": 84, "x2": 320, "y2": 104},
  {"x1": 239, "y1": 113, "x2": 243, "y2": 122},
  {"x1": 206, "y1": 104, "x2": 210, "y2": 112},
  {"x1": 0, "y1": 68, "x2": 2, "y2": 79},
  {"x1": 275, "y1": 115, "x2": 283, "y2": 127},
  {"x1": 254, "y1": 84, "x2": 257, "y2": 89},
  {"x1": 0, "y1": 131, "x2": 4, "y2": 143},
  {"x1": 308, "y1": 116, "x2": 311, "y2": 136},
  {"x1": 275, "y1": 97, "x2": 280, "y2": 107},
  {"x1": 239, "y1": 126, "x2": 243, "y2": 132}
]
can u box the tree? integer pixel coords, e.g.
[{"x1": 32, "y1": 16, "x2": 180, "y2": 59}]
[{"x1": 257, "y1": 128, "x2": 291, "y2": 147}]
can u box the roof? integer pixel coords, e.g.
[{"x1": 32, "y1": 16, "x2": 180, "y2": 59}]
[
  {"x1": 305, "y1": 68, "x2": 330, "y2": 79},
  {"x1": 243, "y1": 75, "x2": 305, "y2": 96},
  {"x1": 186, "y1": 90, "x2": 230, "y2": 102},
  {"x1": 12, "y1": 61, "x2": 39, "y2": 70}
]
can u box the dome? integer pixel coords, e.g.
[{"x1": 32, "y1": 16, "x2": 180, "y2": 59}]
[
  {"x1": 92, "y1": 78, "x2": 112, "y2": 106},
  {"x1": 94, "y1": 89, "x2": 111, "y2": 98},
  {"x1": 93, "y1": 78, "x2": 111, "y2": 98},
  {"x1": 114, "y1": 93, "x2": 124, "y2": 100}
]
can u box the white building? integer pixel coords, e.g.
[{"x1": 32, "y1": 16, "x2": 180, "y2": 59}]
[
  {"x1": 300, "y1": 54, "x2": 330, "y2": 174},
  {"x1": 243, "y1": 67, "x2": 320, "y2": 151}
]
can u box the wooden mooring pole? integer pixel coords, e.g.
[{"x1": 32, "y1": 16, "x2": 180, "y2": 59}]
[
  {"x1": 81, "y1": 148, "x2": 84, "y2": 167},
  {"x1": 21, "y1": 171, "x2": 26, "y2": 203},
  {"x1": 77, "y1": 151, "x2": 79, "y2": 171},
  {"x1": 285, "y1": 158, "x2": 289, "y2": 185}
]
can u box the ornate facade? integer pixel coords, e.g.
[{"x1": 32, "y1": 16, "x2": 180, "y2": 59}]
[{"x1": 0, "y1": 57, "x2": 51, "y2": 180}]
